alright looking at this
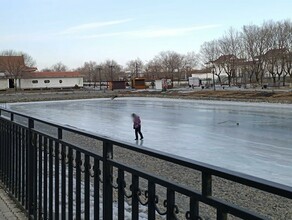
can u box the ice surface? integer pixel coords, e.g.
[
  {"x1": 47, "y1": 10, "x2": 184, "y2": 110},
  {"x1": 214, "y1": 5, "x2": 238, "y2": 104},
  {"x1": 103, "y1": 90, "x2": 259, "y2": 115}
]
[{"x1": 9, "y1": 98, "x2": 292, "y2": 186}]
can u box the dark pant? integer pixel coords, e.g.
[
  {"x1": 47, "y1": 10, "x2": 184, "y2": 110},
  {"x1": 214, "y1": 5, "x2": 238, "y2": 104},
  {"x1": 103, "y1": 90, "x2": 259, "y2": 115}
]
[{"x1": 135, "y1": 126, "x2": 143, "y2": 140}]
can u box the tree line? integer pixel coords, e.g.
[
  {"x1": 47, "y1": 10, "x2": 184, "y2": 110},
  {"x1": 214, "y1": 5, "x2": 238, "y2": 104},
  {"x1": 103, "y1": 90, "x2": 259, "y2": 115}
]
[
  {"x1": 1, "y1": 19, "x2": 292, "y2": 87},
  {"x1": 201, "y1": 19, "x2": 292, "y2": 86},
  {"x1": 71, "y1": 51, "x2": 199, "y2": 84}
]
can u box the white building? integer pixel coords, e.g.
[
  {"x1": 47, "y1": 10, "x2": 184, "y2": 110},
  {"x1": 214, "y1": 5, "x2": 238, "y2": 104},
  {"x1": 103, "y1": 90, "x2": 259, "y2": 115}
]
[
  {"x1": 0, "y1": 71, "x2": 83, "y2": 90},
  {"x1": 17, "y1": 72, "x2": 83, "y2": 89},
  {"x1": 0, "y1": 56, "x2": 83, "y2": 90}
]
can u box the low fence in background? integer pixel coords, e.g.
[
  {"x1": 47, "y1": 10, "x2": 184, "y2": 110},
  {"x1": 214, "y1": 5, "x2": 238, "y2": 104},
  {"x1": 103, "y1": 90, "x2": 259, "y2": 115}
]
[{"x1": 0, "y1": 107, "x2": 291, "y2": 220}]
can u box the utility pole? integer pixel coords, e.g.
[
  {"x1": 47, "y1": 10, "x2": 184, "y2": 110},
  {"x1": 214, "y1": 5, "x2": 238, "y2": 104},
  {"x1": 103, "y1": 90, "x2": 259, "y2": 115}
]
[
  {"x1": 212, "y1": 64, "x2": 216, "y2": 91},
  {"x1": 109, "y1": 64, "x2": 114, "y2": 89},
  {"x1": 109, "y1": 65, "x2": 114, "y2": 80},
  {"x1": 96, "y1": 66, "x2": 102, "y2": 90},
  {"x1": 135, "y1": 62, "x2": 138, "y2": 78}
]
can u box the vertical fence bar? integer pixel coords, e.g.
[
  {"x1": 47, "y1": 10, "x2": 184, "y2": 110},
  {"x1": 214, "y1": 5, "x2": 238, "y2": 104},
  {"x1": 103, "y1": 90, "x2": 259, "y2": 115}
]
[
  {"x1": 14, "y1": 124, "x2": 18, "y2": 197},
  {"x1": 49, "y1": 139, "x2": 54, "y2": 219},
  {"x1": 55, "y1": 138, "x2": 60, "y2": 220},
  {"x1": 190, "y1": 196, "x2": 199, "y2": 220},
  {"x1": 4, "y1": 121, "x2": 7, "y2": 186},
  {"x1": 1, "y1": 121, "x2": 4, "y2": 183},
  {"x1": 21, "y1": 127, "x2": 26, "y2": 206},
  {"x1": 16, "y1": 126, "x2": 19, "y2": 200},
  {"x1": 43, "y1": 137, "x2": 48, "y2": 220},
  {"x1": 38, "y1": 135, "x2": 43, "y2": 219},
  {"x1": 202, "y1": 172, "x2": 212, "y2": 197},
  {"x1": 25, "y1": 128, "x2": 29, "y2": 210},
  {"x1": 166, "y1": 188, "x2": 175, "y2": 220},
  {"x1": 68, "y1": 148, "x2": 73, "y2": 220},
  {"x1": 102, "y1": 141, "x2": 113, "y2": 220},
  {"x1": 84, "y1": 155, "x2": 90, "y2": 220},
  {"x1": 1, "y1": 121, "x2": 4, "y2": 182},
  {"x1": 94, "y1": 158, "x2": 100, "y2": 220},
  {"x1": 7, "y1": 122, "x2": 11, "y2": 191},
  {"x1": 148, "y1": 181, "x2": 156, "y2": 220},
  {"x1": 28, "y1": 118, "x2": 35, "y2": 217},
  {"x1": 118, "y1": 169, "x2": 124, "y2": 220},
  {"x1": 10, "y1": 123, "x2": 13, "y2": 194},
  {"x1": 11, "y1": 114, "x2": 14, "y2": 195},
  {"x1": 14, "y1": 124, "x2": 17, "y2": 196},
  {"x1": 11, "y1": 123, "x2": 15, "y2": 194},
  {"x1": 0, "y1": 120, "x2": 3, "y2": 181},
  {"x1": 75, "y1": 151, "x2": 81, "y2": 219},
  {"x1": 0, "y1": 120, "x2": 2, "y2": 181},
  {"x1": 132, "y1": 174, "x2": 139, "y2": 220},
  {"x1": 5, "y1": 121, "x2": 8, "y2": 186},
  {"x1": 61, "y1": 144, "x2": 66, "y2": 220},
  {"x1": 11, "y1": 123, "x2": 15, "y2": 193},
  {"x1": 32, "y1": 131, "x2": 38, "y2": 219},
  {"x1": 0, "y1": 119, "x2": 2, "y2": 180},
  {"x1": 11, "y1": 123, "x2": 14, "y2": 192},
  {"x1": 217, "y1": 209, "x2": 227, "y2": 220},
  {"x1": 17, "y1": 126, "x2": 21, "y2": 201},
  {"x1": 55, "y1": 128, "x2": 62, "y2": 220},
  {"x1": 15, "y1": 125, "x2": 20, "y2": 199},
  {"x1": 1, "y1": 120, "x2": 4, "y2": 183},
  {"x1": 4, "y1": 121, "x2": 8, "y2": 187},
  {"x1": 2, "y1": 121, "x2": 5, "y2": 183},
  {"x1": 2, "y1": 121, "x2": 4, "y2": 183}
]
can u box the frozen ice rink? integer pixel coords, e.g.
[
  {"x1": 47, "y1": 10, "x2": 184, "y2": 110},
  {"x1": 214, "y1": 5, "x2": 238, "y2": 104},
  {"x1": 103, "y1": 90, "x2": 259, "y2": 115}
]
[{"x1": 9, "y1": 98, "x2": 292, "y2": 186}]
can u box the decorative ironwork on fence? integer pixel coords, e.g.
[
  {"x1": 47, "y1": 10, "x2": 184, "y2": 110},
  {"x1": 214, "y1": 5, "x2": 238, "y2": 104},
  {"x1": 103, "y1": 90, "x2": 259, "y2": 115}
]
[{"x1": 0, "y1": 107, "x2": 291, "y2": 220}]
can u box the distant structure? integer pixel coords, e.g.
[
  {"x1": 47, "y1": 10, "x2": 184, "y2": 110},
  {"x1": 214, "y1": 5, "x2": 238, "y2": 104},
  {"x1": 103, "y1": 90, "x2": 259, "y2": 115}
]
[
  {"x1": 131, "y1": 78, "x2": 146, "y2": 89},
  {"x1": 108, "y1": 81, "x2": 126, "y2": 91},
  {"x1": 0, "y1": 56, "x2": 83, "y2": 90},
  {"x1": 18, "y1": 71, "x2": 83, "y2": 90}
]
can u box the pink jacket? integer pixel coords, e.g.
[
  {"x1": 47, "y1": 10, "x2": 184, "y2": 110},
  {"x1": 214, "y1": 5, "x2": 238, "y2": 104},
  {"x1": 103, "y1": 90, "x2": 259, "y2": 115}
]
[{"x1": 133, "y1": 116, "x2": 141, "y2": 128}]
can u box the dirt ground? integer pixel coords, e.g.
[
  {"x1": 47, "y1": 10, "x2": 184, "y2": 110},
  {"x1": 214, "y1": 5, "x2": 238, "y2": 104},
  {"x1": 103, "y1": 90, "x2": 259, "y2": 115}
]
[
  {"x1": 0, "y1": 88, "x2": 292, "y2": 104},
  {"x1": 122, "y1": 89, "x2": 292, "y2": 103}
]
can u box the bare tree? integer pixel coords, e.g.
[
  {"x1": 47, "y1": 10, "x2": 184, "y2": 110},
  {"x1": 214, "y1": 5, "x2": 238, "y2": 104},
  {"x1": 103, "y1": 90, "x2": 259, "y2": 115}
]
[
  {"x1": 181, "y1": 51, "x2": 199, "y2": 79},
  {"x1": 218, "y1": 28, "x2": 244, "y2": 85},
  {"x1": 76, "y1": 61, "x2": 97, "y2": 83},
  {"x1": 284, "y1": 51, "x2": 292, "y2": 82},
  {"x1": 41, "y1": 68, "x2": 53, "y2": 72},
  {"x1": 100, "y1": 60, "x2": 122, "y2": 81},
  {"x1": 200, "y1": 40, "x2": 223, "y2": 84},
  {"x1": 198, "y1": 20, "x2": 292, "y2": 87},
  {"x1": 0, "y1": 50, "x2": 36, "y2": 90},
  {"x1": 265, "y1": 49, "x2": 286, "y2": 84},
  {"x1": 241, "y1": 24, "x2": 270, "y2": 85},
  {"x1": 157, "y1": 51, "x2": 184, "y2": 83},
  {"x1": 51, "y1": 62, "x2": 68, "y2": 72},
  {"x1": 213, "y1": 55, "x2": 241, "y2": 86},
  {"x1": 144, "y1": 58, "x2": 163, "y2": 79},
  {"x1": 279, "y1": 20, "x2": 292, "y2": 85},
  {"x1": 126, "y1": 58, "x2": 144, "y2": 78}
]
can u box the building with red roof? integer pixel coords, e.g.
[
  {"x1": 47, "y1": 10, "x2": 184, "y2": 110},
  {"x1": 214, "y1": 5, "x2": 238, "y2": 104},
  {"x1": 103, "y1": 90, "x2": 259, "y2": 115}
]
[{"x1": 0, "y1": 56, "x2": 83, "y2": 90}]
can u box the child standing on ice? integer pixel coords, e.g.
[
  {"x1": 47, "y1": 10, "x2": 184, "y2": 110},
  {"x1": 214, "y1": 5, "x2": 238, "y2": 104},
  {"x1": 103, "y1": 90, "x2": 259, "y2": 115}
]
[{"x1": 132, "y1": 113, "x2": 144, "y2": 140}]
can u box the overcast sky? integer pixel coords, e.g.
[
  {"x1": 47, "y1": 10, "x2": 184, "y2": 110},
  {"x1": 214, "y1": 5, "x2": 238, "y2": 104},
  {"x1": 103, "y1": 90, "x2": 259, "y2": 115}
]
[{"x1": 1, "y1": 0, "x2": 292, "y2": 69}]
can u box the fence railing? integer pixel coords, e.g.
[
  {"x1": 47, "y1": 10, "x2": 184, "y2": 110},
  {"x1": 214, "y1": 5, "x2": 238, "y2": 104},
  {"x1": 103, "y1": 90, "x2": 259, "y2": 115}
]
[{"x1": 0, "y1": 107, "x2": 291, "y2": 220}]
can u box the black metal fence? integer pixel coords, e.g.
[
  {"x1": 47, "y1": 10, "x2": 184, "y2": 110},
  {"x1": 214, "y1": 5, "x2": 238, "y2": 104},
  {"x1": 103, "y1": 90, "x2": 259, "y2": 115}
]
[{"x1": 0, "y1": 107, "x2": 291, "y2": 220}]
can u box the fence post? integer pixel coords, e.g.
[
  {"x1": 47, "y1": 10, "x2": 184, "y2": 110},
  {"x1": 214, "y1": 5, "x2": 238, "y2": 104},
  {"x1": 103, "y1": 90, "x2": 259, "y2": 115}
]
[
  {"x1": 55, "y1": 128, "x2": 62, "y2": 220},
  {"x1": 202, "y1": 172, "x2": 212, "y2": 197},
  {"x1": 103, "y1": 141, "x2": 113, "y2": 220},
  {"x1": 28, "y1": 118, "x2": 36, "y2": 219}
]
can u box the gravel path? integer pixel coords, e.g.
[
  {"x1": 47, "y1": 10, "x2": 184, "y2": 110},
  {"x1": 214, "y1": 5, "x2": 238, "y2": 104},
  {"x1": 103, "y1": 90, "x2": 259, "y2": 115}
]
[
  {"x1": 60, "y1": 131, "x2": 292, "y2": 220},
  {"x1": 0, "y1": 88, "x2": 292, "y2": 104},
  {"x1": 0, "y1": 184, "x2": 27, "y2": 219}
]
